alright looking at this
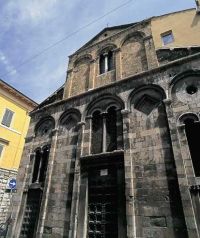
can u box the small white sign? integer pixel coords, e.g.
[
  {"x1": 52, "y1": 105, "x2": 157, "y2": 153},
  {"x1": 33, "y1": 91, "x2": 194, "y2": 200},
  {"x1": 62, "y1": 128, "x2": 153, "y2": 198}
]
[{"x1": 100, "y1": 169, "x2": 108, "y2": 176}]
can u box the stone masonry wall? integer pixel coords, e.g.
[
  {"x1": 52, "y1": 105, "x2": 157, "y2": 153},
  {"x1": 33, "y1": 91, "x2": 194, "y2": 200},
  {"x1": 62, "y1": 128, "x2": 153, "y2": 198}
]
[{"x1": 0, "y1": 168, "x2": 17, "y2": 224}]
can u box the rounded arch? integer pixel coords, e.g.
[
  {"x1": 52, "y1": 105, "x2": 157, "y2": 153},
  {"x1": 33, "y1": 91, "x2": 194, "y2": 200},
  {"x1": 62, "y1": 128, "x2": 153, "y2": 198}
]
[
  {"x1": 170, "y1": 69, "x2": 200, "y2": 104},
  {"x1": 34, "y1": 147, "x2": 41, "y2": 153},
  {"x1": 120, "y1": 31, "x2": 147, "y2": 77},
  {"x1": 120, "y1": 31, "x2": 145, "y2": 47},
  {"x1": 59, "y1": 108, "x2": 81, "y2": 131},
  {"x1": 42, "y1": 144, "x2": 51, "y2": 152},
  {"x1": 128, "y1": 84, "x2": 166, "y2": 115},
  {"x1": 73, "y1": 54, "x2": 92, "y2": 67},
  {"x1": 170, "y1": 69, "x2": 200, "y2": 87},
  {"x1": 35, "y1": 116, "x2": 55, "y2": 137},
  {"x1": 97, "y1": 43, "x2": 117, "y2": 55},
  {"x1": 85, "y1": 93, "x2": 125, "y2": 118},
  {"x1": 178, "y1": 113, "x2": 199, "y2": 125}
]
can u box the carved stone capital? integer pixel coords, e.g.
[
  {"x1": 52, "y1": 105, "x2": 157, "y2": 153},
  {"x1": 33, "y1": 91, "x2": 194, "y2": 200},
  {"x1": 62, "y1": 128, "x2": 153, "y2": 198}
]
[
  {"x1": 77, "y1": 121, "x2": 86, "y2": 127},
  {"x1": 121, "y1": 109, "x2": 130, "y2": 115},
  {"x1": 190, "y1": 185, "x2": 200, "y2": 192},
  {"x1": 51, "y1": 128, "x2": 59, "y2": 136},
  {"x1": 163, "y1": 98, "x2": 172, "y2": 105},
  {"x1": 85, "y1": 115, "x2": 93, "y2": 120},
  {"x1": 113, "y1": 47, "x2": 121, "y2": 53}
]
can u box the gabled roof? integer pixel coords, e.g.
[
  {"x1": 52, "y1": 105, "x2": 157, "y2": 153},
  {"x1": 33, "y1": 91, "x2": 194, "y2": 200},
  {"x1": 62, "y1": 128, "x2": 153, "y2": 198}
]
[
  {"x1": 70, "y1": 8, "x2": 196, "y2": 57},
  {"x1": 72, "y1": 22, "x2": 138, "y2": 55}
]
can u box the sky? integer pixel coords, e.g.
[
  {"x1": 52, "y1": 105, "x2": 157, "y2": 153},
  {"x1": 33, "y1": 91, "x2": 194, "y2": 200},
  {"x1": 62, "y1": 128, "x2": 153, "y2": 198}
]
[{"x1": 0, "y1": 0, "x2": 195, "y2": 103}]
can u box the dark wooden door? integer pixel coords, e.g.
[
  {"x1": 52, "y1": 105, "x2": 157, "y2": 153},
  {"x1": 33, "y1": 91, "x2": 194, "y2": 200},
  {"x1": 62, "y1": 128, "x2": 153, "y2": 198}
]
[
  {"x1": 88, "y1": 168, "x2": 118, "y2": 238},
  {"x1": 20, "y1": 189, "x2": 42, "y2": 238}
]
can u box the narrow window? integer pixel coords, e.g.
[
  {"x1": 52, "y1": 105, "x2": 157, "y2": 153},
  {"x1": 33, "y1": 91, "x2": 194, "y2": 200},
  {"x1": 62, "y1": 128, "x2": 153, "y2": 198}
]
[
  {"x1": 161, "y1": 30, "x2": 174, "y2": 45},
  {"x1": 99, "y1": 51, "x2": 114, "y2": 74},
  {"x1": 39, "y1": 147, "x2": 49, "y2": 183},
  {"x1": 32, "y1": 147, "x2": 50, "y2": 184},
  {"x1": 91, "y1": 111, "x2": 103, "y2": 154},
  {"x1": 1, "y1": 108, "x2": 14, "y2": 127},
  {"x1": 0, "y1": 144, "x2": 4, "y2": 158},
  {"x1": 107, "y1": 51, "x2": 113, "y2": 71},
  {"x1": 32, "y1": 150, "x2": 41, "y2": 183},
  {"x1": 100, "y1": 55, "x2": 106, "y2": 74},
  {"x1": 184, "y1": 119, "x2": 200, "y2": 176},
  {"x1": 106, "y1": 107, "x2": 117, "y2": 152}
]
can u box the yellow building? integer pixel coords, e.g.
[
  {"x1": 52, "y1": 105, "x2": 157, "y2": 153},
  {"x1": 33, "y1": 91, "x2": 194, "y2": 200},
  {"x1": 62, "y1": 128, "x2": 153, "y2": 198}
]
[
  {"x1": 151, "y1": 8, "x2": 200, "y2": 49},
  {"x1": 0, "y1": 79, "x2": 37, "y2": 224},
  {"x1": 0, "y1": 79, "x2": 37, "y2": 170}
]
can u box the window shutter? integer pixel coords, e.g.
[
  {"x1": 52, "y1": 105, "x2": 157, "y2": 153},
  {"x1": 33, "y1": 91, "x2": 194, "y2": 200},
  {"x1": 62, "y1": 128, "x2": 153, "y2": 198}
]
[{"x1": 1, "y1": 109, "x2": 14, "y2": 127}]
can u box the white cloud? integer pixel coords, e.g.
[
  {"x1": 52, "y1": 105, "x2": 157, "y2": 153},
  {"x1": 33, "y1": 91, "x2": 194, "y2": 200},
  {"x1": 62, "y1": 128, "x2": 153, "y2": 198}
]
[{"x1": 0, "y1": 51, "x2": 17, "y2": 76}]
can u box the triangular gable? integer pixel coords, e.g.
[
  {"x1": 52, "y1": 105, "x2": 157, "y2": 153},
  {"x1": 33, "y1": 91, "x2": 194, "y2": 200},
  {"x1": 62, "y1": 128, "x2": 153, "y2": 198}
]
[{"x1": 74, "y1": 23, "x2": 137, "y2": 54}]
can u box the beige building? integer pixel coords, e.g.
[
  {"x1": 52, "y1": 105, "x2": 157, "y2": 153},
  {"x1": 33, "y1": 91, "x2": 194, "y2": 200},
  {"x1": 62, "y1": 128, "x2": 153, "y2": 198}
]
[{"x1": 152, "y1": 8, "x2": 200, "y2": 49}]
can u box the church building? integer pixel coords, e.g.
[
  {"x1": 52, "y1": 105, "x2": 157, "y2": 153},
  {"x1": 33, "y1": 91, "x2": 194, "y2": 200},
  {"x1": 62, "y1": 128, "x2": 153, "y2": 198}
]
[{"x1": 8, "y1": 7, "x2": 200, "y2": 238}]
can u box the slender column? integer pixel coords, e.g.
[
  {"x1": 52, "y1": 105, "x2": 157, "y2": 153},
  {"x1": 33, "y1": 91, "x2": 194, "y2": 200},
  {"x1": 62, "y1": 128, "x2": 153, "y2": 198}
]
[
  {"x1": 35, "y1": 151, "x2": 43, "y2": 183},
  {"x1": 104, "y1": 53, "x2": 108, "y2": 72},
  {"x1": 101, "y1": 112, "x2": 107, "y2": 153},
  {"x1": 36, "y1": 128, "x2": 59, "y2": 238},
  {"x1": 69, "y1": 121, "x2": 85, "y2": 238}
]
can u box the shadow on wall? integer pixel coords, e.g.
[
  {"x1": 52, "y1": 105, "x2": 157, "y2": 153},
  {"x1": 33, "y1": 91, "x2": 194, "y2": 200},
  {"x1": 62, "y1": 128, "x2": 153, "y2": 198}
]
[{"x1": 191, "y1": 13, "x2": 200, "y2": 27}]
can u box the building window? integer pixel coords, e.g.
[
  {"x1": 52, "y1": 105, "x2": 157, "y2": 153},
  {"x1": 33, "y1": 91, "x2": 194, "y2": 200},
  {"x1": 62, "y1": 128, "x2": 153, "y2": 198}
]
[
  {"x1": 161, "y1": 31, "x2": 174, "y2": 45},
  {"x1": 1, "y1": 108, "x2": 14, "y2": 127},
  {"x1": 184, "y1": 118, "x2": 200, "y2": 177},
  {"x1": 99, "y1": 51, "x2": 114, "y2": 74},
  {"x1": 91, "y1": 107, "x2": 118, "y2": 154},
  {"x1": 0, "y1": 144, "x2": 4, "y2": 158},
  {"x1": 32, "y1": 146, "x2": 50, "y2": 184}
]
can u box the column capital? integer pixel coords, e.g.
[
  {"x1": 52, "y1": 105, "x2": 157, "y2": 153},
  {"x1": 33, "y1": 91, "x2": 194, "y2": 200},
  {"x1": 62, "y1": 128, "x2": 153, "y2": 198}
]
[
  {"x1": 113, "y1": 47, "x2": 121, "y2": 53},
  {"x1": 77, "y1": 121, "x2": 86, "y2": 127},
  {"x1": 163, "y1": 98, "x2": 172, "y2": 105},
  {"x1": 51, "y1": 128, "x2": 59, "y2": 136},
  {"x1": 121, "y1": 109, "x2": 130, "y2": 115},
  {"x1": 85, "y1": 115, "x2": 93, "y2": 120},
  {"x1": 100, "y1": 112, "x2": 108, "y2": 117}
]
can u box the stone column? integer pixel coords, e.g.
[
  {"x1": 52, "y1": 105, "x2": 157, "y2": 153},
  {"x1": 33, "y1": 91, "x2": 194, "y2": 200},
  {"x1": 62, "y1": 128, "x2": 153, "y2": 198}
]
[
  {"x1": 68, "y1": 121, "x2": 85, "y2": 238},
  {"x1": 104, "y1": 53, "x2": 108, "y2": 72},
  {"x1": 35, "y1": 151, "x2": 43, "y2": 183},
  {"x1": 163, "y1": 99, "x2": 199, "y2": 237},
  {"x1": 121, "y1": 109, "x2": 136, "y2": 238},
  {"x1": 101, "y1": 112, "x2": 108, "y2": 153},
  {"x1": 36, "y1": 128, "x2": 59, "y2": 238}
]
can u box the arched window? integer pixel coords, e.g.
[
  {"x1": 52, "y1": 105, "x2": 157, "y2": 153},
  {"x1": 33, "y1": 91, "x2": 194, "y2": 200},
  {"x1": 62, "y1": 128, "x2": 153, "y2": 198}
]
[
  {"x1": 184, "y1": 117, "x2": 200, "y2": 176},
  {"x1": 99, "y1": 51, "x2": 114, "y2": 74},
  {"x1": 91, "y1": 107, "x2": 118, "y2": 154},
  {"x1": 32, "y1": 146, "x2": 50, "y2": 184}
]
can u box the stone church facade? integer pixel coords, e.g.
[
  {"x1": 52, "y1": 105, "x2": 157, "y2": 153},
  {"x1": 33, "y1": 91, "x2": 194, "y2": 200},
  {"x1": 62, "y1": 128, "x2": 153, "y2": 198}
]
[{"x1": 7, "y1": 9, "x2": 200, "y2": 238}]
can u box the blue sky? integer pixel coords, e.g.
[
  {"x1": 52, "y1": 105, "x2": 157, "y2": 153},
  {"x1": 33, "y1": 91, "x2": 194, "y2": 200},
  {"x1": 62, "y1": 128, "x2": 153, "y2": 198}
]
[{"x1": 0, "y1": 0, "x2": 195, "y2": 103}]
